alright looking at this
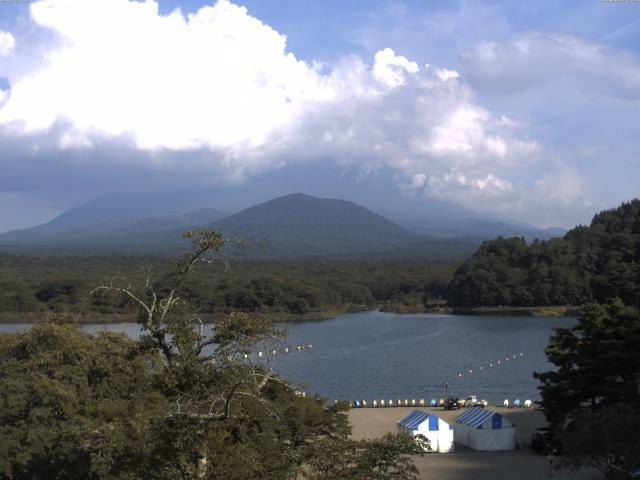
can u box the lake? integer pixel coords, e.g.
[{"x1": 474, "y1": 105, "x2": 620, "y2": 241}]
[{"x1": 0, "y1": 310, "x2": 574, "y2": 405}]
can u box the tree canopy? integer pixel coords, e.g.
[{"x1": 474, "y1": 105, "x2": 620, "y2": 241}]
[
  {"x1": 448, "y1": 199, "x2": 640, "y2": 308},
  {"x1": 0, "y1": 229, "x2": 426, "y2": 479},
  {"x1": 534, "y1": 300, "x2": 640, "y2": 477}
]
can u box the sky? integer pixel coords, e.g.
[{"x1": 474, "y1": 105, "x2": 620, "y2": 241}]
[{"x1": 0, "y1": 0, "x2": 639, "y2": 232}]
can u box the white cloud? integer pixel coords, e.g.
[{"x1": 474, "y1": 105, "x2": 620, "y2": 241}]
[
  {"x1": 0, "y1": 31, "x2": 15, "y2": 56},
  {"x1": 461, "y1": 32, "x2": 640, "y2": 99},
  {"x1": 434, "y1": 67, "x2": 459, "y2": 82},
  {"x1": 0, "y1": 0, "x2": 559, "y2": 217},
  {"x1": 372, "y1": 47, "x2": 419, "y2": 87}
]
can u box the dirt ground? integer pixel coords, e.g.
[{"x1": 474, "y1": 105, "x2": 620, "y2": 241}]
[{"x1": 348, "y1": 406, "x2": 602, "y2": 480}]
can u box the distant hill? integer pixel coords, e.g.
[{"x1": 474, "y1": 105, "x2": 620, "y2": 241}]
[
  {"x1": 0, "y1": 208, "x2": 226, "y2": 252},
  {"x1": 0, "y1": 190, "x2": 562, "y2": 260},
  {"x1": 210, "y1": 193, "x2": 426, "y2": 257},
  {"x1": 447, "y1": 199, "x2": 640, "y2": 307},
  {"x1": 403, "y1": 217, "x2": 565, "y2": 240}
]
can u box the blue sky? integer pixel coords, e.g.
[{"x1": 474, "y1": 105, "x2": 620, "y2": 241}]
[{"x1": 0, "y1": 0, "x2": 638, "y2": 232}]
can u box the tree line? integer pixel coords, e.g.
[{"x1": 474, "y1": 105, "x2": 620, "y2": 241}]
[
  {"x1": 448, "y1": 199, "x2": 640, "y2": 308},
  {"x1": 0, "y1": 255, "x2": 455, "y2": 320}
]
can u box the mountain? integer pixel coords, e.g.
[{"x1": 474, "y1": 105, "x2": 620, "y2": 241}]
[
  {"x1": 404, "y1": 217, "x2": 565, "y2": 240},
  {"x1": 210, "y1": 193, "x2": 426, "y2": 257},
  {"x1": 0, "y1": 207, "x2": 227, "y2": 252},
  {"x1": 0, "y1": 190, "x2": 564, "y2": 258}
]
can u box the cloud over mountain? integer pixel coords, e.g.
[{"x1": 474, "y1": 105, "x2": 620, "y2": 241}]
[{"x1": 0, "y1": 0, "x2": 637, "y2": 231}]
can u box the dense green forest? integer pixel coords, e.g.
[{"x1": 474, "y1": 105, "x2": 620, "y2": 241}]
[
  {"x1": 448, "y1": 199, "x2": 640, "y2": 308},
  {"x1": 0, "y1": 254, "x2": 455, "y2": 321}
]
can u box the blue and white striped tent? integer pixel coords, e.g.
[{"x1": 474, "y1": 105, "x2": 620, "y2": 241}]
[
  {"x1": 454, "y1": 408, "x2": 516, "y2": 451},
  {"x1": 397, "y1": 410, "x2": 454, "y2": 453}
]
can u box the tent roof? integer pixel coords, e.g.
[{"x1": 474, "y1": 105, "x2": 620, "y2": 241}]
[
  {"x1": 398, "y1": 410, "x2": 446, "y2": 431},
  {"x1": 456, "y1": 408, "x2": 512, "y2": 429}
]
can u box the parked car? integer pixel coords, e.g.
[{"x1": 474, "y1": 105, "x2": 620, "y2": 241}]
[
  {"x1": 444, "y1": 397, "x2": 461, "y2": 410},
  {"x1": 465, "y1": 395, "x2": 486, "y2": 407},
  {"x1": 531, "y1": 427, "x2": 561, "y2": 454}
]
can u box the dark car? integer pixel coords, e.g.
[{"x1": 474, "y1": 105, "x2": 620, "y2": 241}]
[
  {"x1": 531, "y1": 427, "x2": 561, "y2": 454},
  {"x1": 444, "y1": 397, "x2": 460, "y2": 410}
]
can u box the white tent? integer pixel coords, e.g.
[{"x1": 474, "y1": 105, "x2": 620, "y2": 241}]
[
  {"x1": 397, "y1": 410, "x2": 454, "y2": 453},
  {"x1": 454, "y1": 408, "x2": 516, "y2": 451}
]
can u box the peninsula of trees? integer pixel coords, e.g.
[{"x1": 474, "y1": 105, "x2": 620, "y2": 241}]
[{"x1": 448, "y1": 199, "x2": 640, "y2": 309}]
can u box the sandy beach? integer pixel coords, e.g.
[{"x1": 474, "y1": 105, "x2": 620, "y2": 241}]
[{"x1": 348, "y1": 406, "x2": 601, "y2": 480}]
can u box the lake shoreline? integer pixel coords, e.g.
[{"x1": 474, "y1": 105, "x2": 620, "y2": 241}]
[{"x1": 0, "y1": 303, "x2": 579, "y2": 324}]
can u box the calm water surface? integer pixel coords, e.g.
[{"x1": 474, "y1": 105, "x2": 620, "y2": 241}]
[{"x1": 0, "y1": 311, "x2": 574, "y2": 404}]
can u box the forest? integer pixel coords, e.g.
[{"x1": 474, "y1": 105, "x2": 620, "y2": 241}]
[
  {"x1": 0, "y1": 254, "x2": 455, "y2": 321},
  {"x1": 447, "y1": 200, "x2": 640, "y2": 308}
]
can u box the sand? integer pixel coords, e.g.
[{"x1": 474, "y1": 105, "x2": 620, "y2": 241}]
[{"x1": 348, "y1": 406, "x2": 601, "y2": 480}]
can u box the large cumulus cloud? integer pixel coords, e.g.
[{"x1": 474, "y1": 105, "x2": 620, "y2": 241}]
[{"x1": 1, "y1": 0, "x2": 632, "y2": 229}]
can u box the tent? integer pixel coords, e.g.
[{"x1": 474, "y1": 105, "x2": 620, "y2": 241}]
[
  {"x1": 397, "y1": 410, "x2": 454, "y2": 453},
  {"x1": 454, "y1": 408, "x2": 516, "y2": 451}
]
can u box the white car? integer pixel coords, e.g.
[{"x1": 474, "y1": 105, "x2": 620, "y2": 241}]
[{"x1": 465, "y1": 396, "x2": 487, "y2": 407}]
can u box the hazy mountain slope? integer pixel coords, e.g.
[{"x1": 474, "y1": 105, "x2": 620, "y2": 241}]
[
  {"x1": 0, "y1": 208, "x2": 226, "y2": 252},
  {"x1": 210, "y1": 193, "x2": 425, "y2": 256},
  {"x1": 404, "y1": 217, "x2": 565, "y2": 240}
]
